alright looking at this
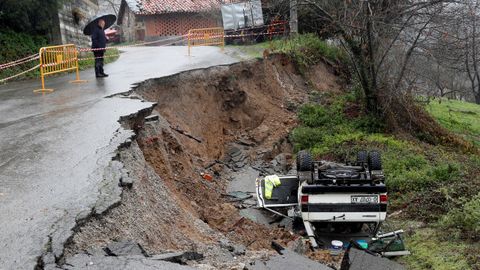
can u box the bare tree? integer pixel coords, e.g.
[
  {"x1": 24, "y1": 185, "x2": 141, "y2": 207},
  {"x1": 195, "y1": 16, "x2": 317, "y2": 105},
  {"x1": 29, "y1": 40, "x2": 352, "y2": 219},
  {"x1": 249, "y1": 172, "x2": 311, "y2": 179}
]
[
  {"x1": 99, "y1": 0, "x2": 121, "y2": 15},
  {"x1": 456, "y1": 0, "x2": 480, "y2": 104},
  {"x1": 300, "y1": 0, "x2": 452, "y2": 114},
  {"x1": 402, "y1": 0, "x2": 480, "y2": 104}
]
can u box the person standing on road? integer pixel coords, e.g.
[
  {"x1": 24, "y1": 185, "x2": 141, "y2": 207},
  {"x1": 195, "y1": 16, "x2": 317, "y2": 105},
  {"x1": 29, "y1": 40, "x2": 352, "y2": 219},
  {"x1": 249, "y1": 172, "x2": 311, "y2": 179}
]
[{"x1": 91, "y1": 19, "x2": 108, "y2": 78}]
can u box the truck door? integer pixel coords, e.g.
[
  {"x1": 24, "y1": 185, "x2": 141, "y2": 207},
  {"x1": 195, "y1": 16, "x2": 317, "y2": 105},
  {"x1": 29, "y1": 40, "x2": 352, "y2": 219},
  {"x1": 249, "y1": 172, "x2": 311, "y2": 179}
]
[{"x1": 256, "y1": 175, "x2": 299, "y2": 208}]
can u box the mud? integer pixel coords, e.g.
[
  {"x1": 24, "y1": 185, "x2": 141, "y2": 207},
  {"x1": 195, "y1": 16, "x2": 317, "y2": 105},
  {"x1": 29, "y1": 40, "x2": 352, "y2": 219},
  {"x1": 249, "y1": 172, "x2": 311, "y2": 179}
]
[{"x1": 63, "y1": 55, "x2": 343, "y2": 269}]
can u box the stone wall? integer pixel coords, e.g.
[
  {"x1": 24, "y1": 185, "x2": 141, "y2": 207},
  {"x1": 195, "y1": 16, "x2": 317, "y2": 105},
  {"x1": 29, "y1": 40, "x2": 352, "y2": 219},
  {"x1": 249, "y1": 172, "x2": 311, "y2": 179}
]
[
  {"x1": 119, "y1": 5, "x2": 139, "y2": 42},
  {"x1": 54, "y1": 0, "x2": 100, "y2": 47}
]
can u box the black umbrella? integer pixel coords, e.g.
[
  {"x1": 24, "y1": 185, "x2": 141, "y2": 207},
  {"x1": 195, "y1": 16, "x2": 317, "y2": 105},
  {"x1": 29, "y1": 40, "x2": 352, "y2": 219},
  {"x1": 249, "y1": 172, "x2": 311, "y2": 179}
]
[{"x1": 83, "y1": 14, "x2": 117, "y2": 36}]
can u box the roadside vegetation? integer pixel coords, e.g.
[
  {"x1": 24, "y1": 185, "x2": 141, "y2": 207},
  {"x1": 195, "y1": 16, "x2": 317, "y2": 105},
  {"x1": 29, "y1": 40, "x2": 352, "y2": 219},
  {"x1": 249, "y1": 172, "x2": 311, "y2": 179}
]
[
  {"x1": 267, "y1": 34, "x2": 347, "y2": 70},
  {"x1": 78, "y1": 48, "x2": 120, "y2": 71},
  {"x1": 281, "y1": 34, "x2": 480, "y2": 269},
  {"x1": 0, "y1": 30, "x2": 47, "y2": 80}
]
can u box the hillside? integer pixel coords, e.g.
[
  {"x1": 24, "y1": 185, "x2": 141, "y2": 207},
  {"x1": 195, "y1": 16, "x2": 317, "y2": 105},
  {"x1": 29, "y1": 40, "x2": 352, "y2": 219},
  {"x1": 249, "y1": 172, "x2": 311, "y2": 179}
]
[{"x1": 276, "y1": 36, "x2": 480, "y2": 269}]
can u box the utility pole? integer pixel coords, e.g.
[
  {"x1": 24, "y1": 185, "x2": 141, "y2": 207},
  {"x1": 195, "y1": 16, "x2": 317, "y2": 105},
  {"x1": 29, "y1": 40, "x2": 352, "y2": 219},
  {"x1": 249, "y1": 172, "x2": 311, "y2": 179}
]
[{"x1": 290, "y1": 0, "x2": 298, "y2": 35}]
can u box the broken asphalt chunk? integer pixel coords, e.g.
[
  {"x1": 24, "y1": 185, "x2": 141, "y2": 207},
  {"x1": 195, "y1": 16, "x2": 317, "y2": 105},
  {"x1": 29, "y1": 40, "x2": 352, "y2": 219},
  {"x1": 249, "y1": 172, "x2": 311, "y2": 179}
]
[
  {"x1": 343, "y1": 247, "x2": 405, "y2": 270},
  {"x1": 151, "y1": 251, "x2": 204, "y2": 264},
  {"x1": 104, "y1": 240, "x2": 148, "y2": 257}
]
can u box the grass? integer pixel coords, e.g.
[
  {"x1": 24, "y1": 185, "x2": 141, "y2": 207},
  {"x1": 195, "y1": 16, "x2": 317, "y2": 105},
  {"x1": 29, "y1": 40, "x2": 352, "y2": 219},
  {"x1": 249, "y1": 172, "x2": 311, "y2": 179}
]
[
  {"x1": 290, "y1": 91, "x2": 480, "y2": 269},
  {"x1": 426, "y1": 98, "x2": 480, "y2": 146},
  {"x1": 399, "y1": 228, "x2": 472, "y2": 270},
  {"x1": 268, "y1": 34, "x2": 347, "y2": 64},
  {"x1": 226, "y1": 34, "x2": 347, "y2": 71}
]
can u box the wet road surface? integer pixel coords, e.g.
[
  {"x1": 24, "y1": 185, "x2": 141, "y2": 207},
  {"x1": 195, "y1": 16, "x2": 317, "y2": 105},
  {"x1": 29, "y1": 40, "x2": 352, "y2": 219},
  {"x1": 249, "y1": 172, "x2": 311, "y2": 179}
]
[{"x1": 0, "y1": 46, "x2": 239, "y2": 269}]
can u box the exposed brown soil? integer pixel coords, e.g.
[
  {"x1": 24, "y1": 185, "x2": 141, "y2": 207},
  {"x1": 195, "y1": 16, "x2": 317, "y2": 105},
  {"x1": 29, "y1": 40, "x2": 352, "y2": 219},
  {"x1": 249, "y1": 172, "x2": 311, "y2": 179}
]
[
  {"x1": 64, "y1": 55, "x2": 343, "y2": 268},
  {"x1": 200, "y1": 203, "x2": 296, "y2": 250}
]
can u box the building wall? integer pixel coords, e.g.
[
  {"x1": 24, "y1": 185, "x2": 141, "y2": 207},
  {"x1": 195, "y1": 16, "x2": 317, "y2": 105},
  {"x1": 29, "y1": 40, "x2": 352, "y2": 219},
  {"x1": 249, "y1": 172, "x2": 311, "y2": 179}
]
[
  {"x1": 57, "y1": 0, "x2": 100, "y2": 47},
  {"x1": 144, "y1": 13, "x2": 220, "y2": 39},
  {"x1": 120, "y1": 5, "x2": 141, "y2": 42}
]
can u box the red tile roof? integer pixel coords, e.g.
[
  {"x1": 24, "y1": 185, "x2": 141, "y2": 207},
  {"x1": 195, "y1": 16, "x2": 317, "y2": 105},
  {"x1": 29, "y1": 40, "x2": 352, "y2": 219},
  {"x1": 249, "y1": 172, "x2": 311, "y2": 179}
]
[{"x1": 132, "y1": 0, "x2": 225, "y2": 15}]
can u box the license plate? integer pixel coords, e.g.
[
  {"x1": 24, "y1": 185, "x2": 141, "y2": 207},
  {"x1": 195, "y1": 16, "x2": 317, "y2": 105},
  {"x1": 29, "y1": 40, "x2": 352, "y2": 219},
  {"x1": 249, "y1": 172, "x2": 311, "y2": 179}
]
[{"x1": 351, "y1": 195, "x2": 378, "y2": 204}]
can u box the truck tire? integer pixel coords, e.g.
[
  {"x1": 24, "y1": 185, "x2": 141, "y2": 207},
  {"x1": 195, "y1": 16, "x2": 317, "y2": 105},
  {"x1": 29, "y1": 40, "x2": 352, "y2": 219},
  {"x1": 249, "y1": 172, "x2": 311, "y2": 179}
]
[
  {"x1": 297, "y1": 150, "x2": 313, "y2": 172},
  {"x1": 368, "y1": 151, "x2": 382, "y2": 170},
  {"x1": 357, "y1": 150, "x2": 368, "y2": 164}
]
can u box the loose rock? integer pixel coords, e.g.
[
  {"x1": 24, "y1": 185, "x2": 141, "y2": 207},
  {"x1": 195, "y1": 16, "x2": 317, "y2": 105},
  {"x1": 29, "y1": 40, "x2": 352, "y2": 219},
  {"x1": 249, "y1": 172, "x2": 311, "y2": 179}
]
[{"x1": 104, "y1": 240, "x2": 147, "y2": 257}]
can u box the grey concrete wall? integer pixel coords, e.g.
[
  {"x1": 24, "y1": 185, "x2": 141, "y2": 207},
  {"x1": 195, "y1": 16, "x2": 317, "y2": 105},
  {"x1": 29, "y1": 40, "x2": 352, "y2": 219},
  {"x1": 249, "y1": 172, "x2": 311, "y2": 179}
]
[
  {"x1": 57, "y1": 0, "x2": 100, "y2": 47},
  {"x1": 120, "y1": 6, "x2": 144, "y2": 42}
]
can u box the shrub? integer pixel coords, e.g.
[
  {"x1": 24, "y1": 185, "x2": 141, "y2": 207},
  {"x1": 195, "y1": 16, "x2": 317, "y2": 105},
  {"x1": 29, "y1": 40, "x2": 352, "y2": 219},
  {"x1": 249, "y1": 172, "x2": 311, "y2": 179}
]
[
  {"x1": 298, "y1": 104, "x2": 344, "y2": 128},
  {"x1": 441, "y1": 193, "x2": 480, "y2": 237},
  {"x1": 269, "y1": 34, "x2": 347, "y2": 70},
  {"x1": 0, "y1": 30, "x2": 47, "y2": 80}
]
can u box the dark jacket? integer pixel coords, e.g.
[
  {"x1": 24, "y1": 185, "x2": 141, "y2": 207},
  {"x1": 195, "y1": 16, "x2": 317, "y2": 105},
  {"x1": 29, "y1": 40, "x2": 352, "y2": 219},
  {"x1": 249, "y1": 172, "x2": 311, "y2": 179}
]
[{"x1": 91, "y1": 25, "x2": 107, "y2": 49}]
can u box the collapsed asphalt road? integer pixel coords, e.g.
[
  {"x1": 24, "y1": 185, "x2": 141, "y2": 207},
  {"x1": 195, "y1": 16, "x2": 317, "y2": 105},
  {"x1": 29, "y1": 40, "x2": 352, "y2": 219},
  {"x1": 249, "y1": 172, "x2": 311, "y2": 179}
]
[
  {"x1": 59, "y1": 55, "x2": 352, "y2": 269},
  {"x1": 0, "y1": 46, "x2": 239, "y2": 269}
]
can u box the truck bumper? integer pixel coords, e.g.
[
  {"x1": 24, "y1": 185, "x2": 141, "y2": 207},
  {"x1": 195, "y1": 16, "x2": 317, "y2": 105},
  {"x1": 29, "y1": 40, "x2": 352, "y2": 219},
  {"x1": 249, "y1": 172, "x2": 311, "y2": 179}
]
[{"x1": 302, "y1": 211, "x2": 386, "y2": 222}]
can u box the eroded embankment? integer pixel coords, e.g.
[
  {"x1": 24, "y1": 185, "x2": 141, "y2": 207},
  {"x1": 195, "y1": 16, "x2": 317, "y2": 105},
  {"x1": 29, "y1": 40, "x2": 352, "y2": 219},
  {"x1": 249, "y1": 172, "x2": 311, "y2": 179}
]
[{"x1": 62, "y1": 55, "x2": 343, "y2": 269}]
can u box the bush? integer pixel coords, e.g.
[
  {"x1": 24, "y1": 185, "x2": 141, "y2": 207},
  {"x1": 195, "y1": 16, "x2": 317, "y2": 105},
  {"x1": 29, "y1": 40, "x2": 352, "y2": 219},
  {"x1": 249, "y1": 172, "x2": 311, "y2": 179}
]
[
  {"x1": 269, "y1": 34, "x2": 347, "y2": 70},
  {"x1": 441, "y1": 193, "x2": 480, "y2": 237},
  {"x1": 0, "y1": 30, "x2": 47, "y2": 80},
  {"x1": 298, "y1": 104, "x2": 344, "y2": 128}
]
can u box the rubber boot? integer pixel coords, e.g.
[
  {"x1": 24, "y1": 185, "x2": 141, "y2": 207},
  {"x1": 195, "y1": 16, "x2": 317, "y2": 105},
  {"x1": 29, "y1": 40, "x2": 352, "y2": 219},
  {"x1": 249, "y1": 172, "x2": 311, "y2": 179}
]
[
  {"x1": 100, "y1": 66, "x2": 108, "y2": 77},
  {"x1": 95, "y1": 67, "x2": 101, "y2": 78}
]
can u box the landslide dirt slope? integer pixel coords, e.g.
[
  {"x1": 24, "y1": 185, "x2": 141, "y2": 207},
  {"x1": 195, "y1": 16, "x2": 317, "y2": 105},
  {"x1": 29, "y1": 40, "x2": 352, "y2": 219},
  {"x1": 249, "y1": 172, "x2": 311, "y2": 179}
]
[{"x1": 65, "y1": 55, "x2": 342, "y2": 268}]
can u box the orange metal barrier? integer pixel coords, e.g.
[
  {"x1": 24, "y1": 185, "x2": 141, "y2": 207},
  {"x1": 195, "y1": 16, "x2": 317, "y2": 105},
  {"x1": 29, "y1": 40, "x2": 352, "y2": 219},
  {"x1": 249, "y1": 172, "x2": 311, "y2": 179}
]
[
  {"x1": 34, "y1": 44, "x2": 86, "y2": 93},
  {"x1": 187, "y1": 27, "x2": 225, "y2": 56}
]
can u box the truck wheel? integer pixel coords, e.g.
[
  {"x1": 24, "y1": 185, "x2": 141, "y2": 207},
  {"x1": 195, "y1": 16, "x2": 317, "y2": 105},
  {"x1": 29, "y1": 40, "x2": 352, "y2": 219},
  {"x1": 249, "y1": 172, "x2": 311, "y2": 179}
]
[
  {"x1": 357, "y1": 150, "x2": 368, "y2": 164},
  {"x1": 297, "y1": 150, "x2": 313, "y2": 172},
  {"x1": 368, "y1": 151, "x2": 382, "y2": 170}
]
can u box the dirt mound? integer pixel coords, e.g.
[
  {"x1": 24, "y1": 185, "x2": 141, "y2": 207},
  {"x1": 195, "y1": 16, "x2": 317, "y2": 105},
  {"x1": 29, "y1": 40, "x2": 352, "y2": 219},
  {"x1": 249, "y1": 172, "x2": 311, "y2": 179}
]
[{"x1": 64, "y1": 55, "x2": 343, "y2": 268}]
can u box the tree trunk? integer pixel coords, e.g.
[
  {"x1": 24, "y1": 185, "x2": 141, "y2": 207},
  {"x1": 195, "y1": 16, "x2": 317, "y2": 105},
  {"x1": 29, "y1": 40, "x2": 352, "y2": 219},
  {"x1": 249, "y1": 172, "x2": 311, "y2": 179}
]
[
  {"x1": 290, "y1": 0, "x2": 298, "y2": 35},
  {"x1": 343, "y1": 34, "x2": 379, "y2": 114},
  {"x1": 475, "y1": 92, "x2": 480, "y2": 104}
]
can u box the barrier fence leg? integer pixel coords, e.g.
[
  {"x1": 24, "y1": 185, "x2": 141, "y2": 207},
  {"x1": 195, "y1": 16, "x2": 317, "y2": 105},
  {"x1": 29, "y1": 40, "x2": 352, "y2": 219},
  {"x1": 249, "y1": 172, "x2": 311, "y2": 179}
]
[
  {"x1": 33, "y1": 65, "x2": 54, "y2": 93},
  {"x1": 70, "y1": 64, "x2": 87, "y2": 84},
  {"x1": 70, "y1": 51, "x2": 87, "y2": 84},
  {"x1": 33, "y1": 75, "x2": 54, "y2": 93},
  {"x1": 188, "y1": 37, "x2": 191, "y2": 56}
]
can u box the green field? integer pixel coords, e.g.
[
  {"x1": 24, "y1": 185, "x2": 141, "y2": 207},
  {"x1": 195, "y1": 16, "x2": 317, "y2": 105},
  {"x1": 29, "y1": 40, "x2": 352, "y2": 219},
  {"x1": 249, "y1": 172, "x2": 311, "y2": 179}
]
[{"x1": 427, "y1": 98, "x2": 480, "y2": 146}]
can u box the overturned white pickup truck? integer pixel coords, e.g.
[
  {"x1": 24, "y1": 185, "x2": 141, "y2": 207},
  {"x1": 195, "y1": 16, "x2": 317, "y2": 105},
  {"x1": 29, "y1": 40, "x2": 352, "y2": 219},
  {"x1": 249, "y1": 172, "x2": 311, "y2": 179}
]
[{"x1": 256, "y1": 150, "x2": 388, "y2": 248}]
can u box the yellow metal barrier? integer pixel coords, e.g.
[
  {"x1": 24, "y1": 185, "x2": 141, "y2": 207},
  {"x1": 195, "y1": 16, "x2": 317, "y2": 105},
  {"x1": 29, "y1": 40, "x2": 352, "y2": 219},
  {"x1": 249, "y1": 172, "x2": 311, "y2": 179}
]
[
  {"x1": 187, "y1": 27, "x2": 225, "y2": 56},
  {"x1": 34, "y1": 44, "x2": 86, "y2": 93}
]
